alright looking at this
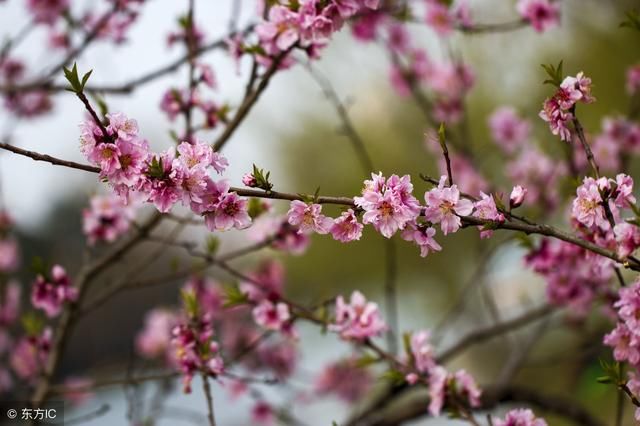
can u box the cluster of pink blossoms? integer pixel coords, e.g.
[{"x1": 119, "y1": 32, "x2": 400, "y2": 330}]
[
  {"x1": 26, "y1": 0, "x2": 69, "y2": 25},
  {"x1": 515, "y1": 0, "x2": 560, "y2": 33},
  {"x1": 171, "y1": 308, "x2": 224, "y2": 393},
  {"x1": 31, "y1": 265, "x2": 77, "y2": 318},
  {"x1": 539, "y1": 72, "x2": 595, "y2": 141},
  {"x1": 627, "y1": 64, "x2": 640, "y2": 95},
  {"x1": 494, "y1": 408, "x2": 548, "y2": 426},
  {"x1": 314, "y1": 357, "x2": 373, "y2": 402},
  {"x1": 526, "y1": 238, "x2": 614, "y2": 315},
  {"x1": 489, "y1": 107, "x2": 532, "y2": 155},
  {"x1": 9, "y1": 327, "x2": 52, "y2": 381},
  {"x1": 405, "y1": 330, "x2": 481, "y2": 417},
  {"x1": 255, "y1": 0, "x2": 380, "y2": 60},
  {"x1": 136, "y1": 309, "x2": 178, "y2": 360},
  {"x1": 82, "y1": 193, "x2": 137, "y2": 245},
  {"x1": 329, "y1": 291, "x2": 387, "y2": 340},
  {"x1": 79, "y1": 113, "x2": 251, "y2": 232},
  {"x1": 354, "y1": 173, "x2": 420, "y2": 238},
  {"x1": 0, "y1": 212, "x2": 19, "y2": 273},
  {"x1": 135, "y1": 270, "x2": 299, "y2": 409},
  {"x1": 604, "y1": 280, "x2": 640, "y2": 420},
  {"x1": 571, "y1": 174, "x2": 635, "y2": 233},
  {"x1": 0, "y1": 58, "x2": 52, "y2": 118}
]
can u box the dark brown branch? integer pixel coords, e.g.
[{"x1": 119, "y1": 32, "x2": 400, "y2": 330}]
[
  {"x1": 31, "y1": 213, "x2": 163, "y2": 406},
  {"x1": 212, "y1": 48, "x2": 293, "y2": 152},
  {"x1": 3, "y1": 144, "x2": 639, "y2": 271},
  {"x1": 0, "y1": 142, "x2": 100, "y2": 173}
]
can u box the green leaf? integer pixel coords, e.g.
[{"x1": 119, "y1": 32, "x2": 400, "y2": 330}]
[
  {"x1": 21, "y1": 312, "x2": 44, "y2": 336},
  {"x1": 63, "y1": 63, "x2": 92, "y2": 93},
  {"x1": 596, "y1": 376, "x2": 613, "y2": 384},
  {"x1": 181, "y1": 288, "x2": 199, "y2": 317},
  {"x1": 223, "y1": 283, "x2": 249, "y2": 308},
  {"x1": 31, "y1": 256, "x2": 46, "y2": 275},
  {"x1": 205, "y1": 236, "x2": 220, "y2": 255},
  {"x1": 80, "y1": 69, "x2": 93, "y2": 90},
  {"x1": 247, "y1": 197, "x2": 268, "y2": 219},
  {"x1": 250, "y1": 164, "x2": 274, "y2": 192},
  {"x1": 620, "y1": 10, "x2": 640, "y2": 32},
  {"x1": 380, "y1": 369, "x2": 406, "y2": 385},
  {"x1": 540, "y1": 60, "x2": 564, "y2": 87},
  {"x1": 147, "y1": 156, "x2": 165, "y2": 179},
  {"x1": 63, "y1": 62, "x2": 80, "y2": 92},
  {"x1": 354, "y1": 354, "x2": 379, "y2": 368},
  {"x1": 437, "y1": 122, "x2": 447, "y2": 151}
]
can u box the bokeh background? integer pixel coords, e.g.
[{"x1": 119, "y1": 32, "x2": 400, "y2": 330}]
[{"x1": 1, "y1": 0, "x2": 639, "y2": 424}]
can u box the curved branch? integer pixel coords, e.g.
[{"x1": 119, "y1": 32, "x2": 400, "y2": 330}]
[{"x1": 2, "y1": 143, "x2": 637, "y2": 271}]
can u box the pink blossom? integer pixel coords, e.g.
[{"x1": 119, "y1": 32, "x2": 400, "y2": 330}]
[
  {"x1": 526, "y1": 238, "x2": 613, "y2": 315},
  {"x1": 494, "y1": 408, "x2": 548, "y2": 426},
  {"x1": 31, "y1": 265, "x2": 78, "y2": 318},
  {"x1": 287, "y1": 200, "x2": 333, "y2": 235},
  {"x1": 273, "y1": 220, "x2": 311, "y2": 254},
  {"x1": 140, "y1": 149, "x2": 182, "y2": 213},
  {"x1": 251, "y1": 401, "x2": 274, "y2": 425},
  {"x1": 386, "y1": 24, "x2": 411, "y2": 53},
  {"x1": 350, "y1": 11, "x2": 384, "y2": 41},
  {"x1": 539, "y1": 73, "x2": 595, "y2": 141},
  {"x1": 0, "y1": 281, "x2": 20, "y2": 325},
  {"x1": 242, "y1": 173, "x2": 258, "y2": 187},
  {"x1": 0, "y1": 238, "x2": 19, "y2": 272},
  {"x1": 240, "y1": 260, "x2": 285, "y2": 302},
  {"x1": 627, "y1": 65, "x2": 640, "y2": 95},
  {"x1": 136, "y1": 309, "x2": 177, "y2": 359},
  {"x1": 355, "y1": 173, "x2": 420, "y2": 238},
  {"x1": 401, "y1": 223, "x2": 442, "y2": 257},
  {"x1": 571, "y1": 177, "x2": 609, "y2": 231},
  {"x1": 4, "y1": 90, "x2": 52, "y2": 117},
  {"x1": 10, "y1": 328, "x2": 51, "y2": 381},
  {"x1": 63, "y1": 377, "x2": 94, "y2": 406},
  {"x1": 27, "y1": 0, "x2": 69, "y2": 25},
  {"x1": 330, "y1": 209, "x2": 363, "y2": 242},
  {"x1": 330, "y1": 291, "x2": 387, "y2": 340},
  {"x1": 516, "y1": 0, "x2": 560, "y2": 33},
  {"x1": 409, "y1": 330, "x2": 436, "y2": 373},
  {"x1": 539, "y1": 96, "x2": 573, "y2": 141},
  {"x1": 506, "y1": 147, "x2": 565, "y2": 209},
  {"x1": 425, "y1": 1, "x2": 454, "y2": 36},
  {"x1": 205, "y1": 192, "x2": 251, "y2": 231},
  {"x1": 509, "y1": 186, "x2": 527, "y2": 209},
  {"x1": 107, "y1": 112, "x2": 138, "y2": 140},
  {"x1": 176, "y1": 140, "x2": 214, "y2": 170},
  {"x1": 253, "y1": 300, "x2": 291, "y2": 331},
  {"x1": 591, "y1": 133, "x2": 621, "y2": 172},
  {"x1": 472, "y1": 192, "x2": 504, "y2": 238},
  {"x1": 171, "y1": 315, "x2": 224, "y2": 393},
  {"x1": 255, "y1": 339, "x2": 298, "y2": 379},
  {"x1": 315, "y1": 358, "x2": 373, "y2": 402},
  {"x1": 256, "y1": 5, "x2": 301, "y2": 53},
  {"x1": 604, "y1": 323, "x2": 640, "y2": 365},
  {"x1": 424, "y1": 176, "x2": 474, "y2": 235},
  {"x1": 612, "y1": 173, "x2": 636, "y2": 208},
  {"x1": 453, "y1": 369, "x2": 481, "y2": 409},
  {"x1": 614, "y1": 281, "x2": 640, "y2": 335},
  {"x1": 560, "y1": 72, "x2": 595, "y2": 104},
  {"x1": 488, "y1": 107, "x2": 531, "y2": 153},
  {"x1": 614, "y1": 223, "x2": 640, "y2": 258},
  {"x1": 428, "y1": 366, "x2": 448, "y2": 416},
  {"x1": 83, "y1": 194, "x2": 135, "y2": 245}
]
